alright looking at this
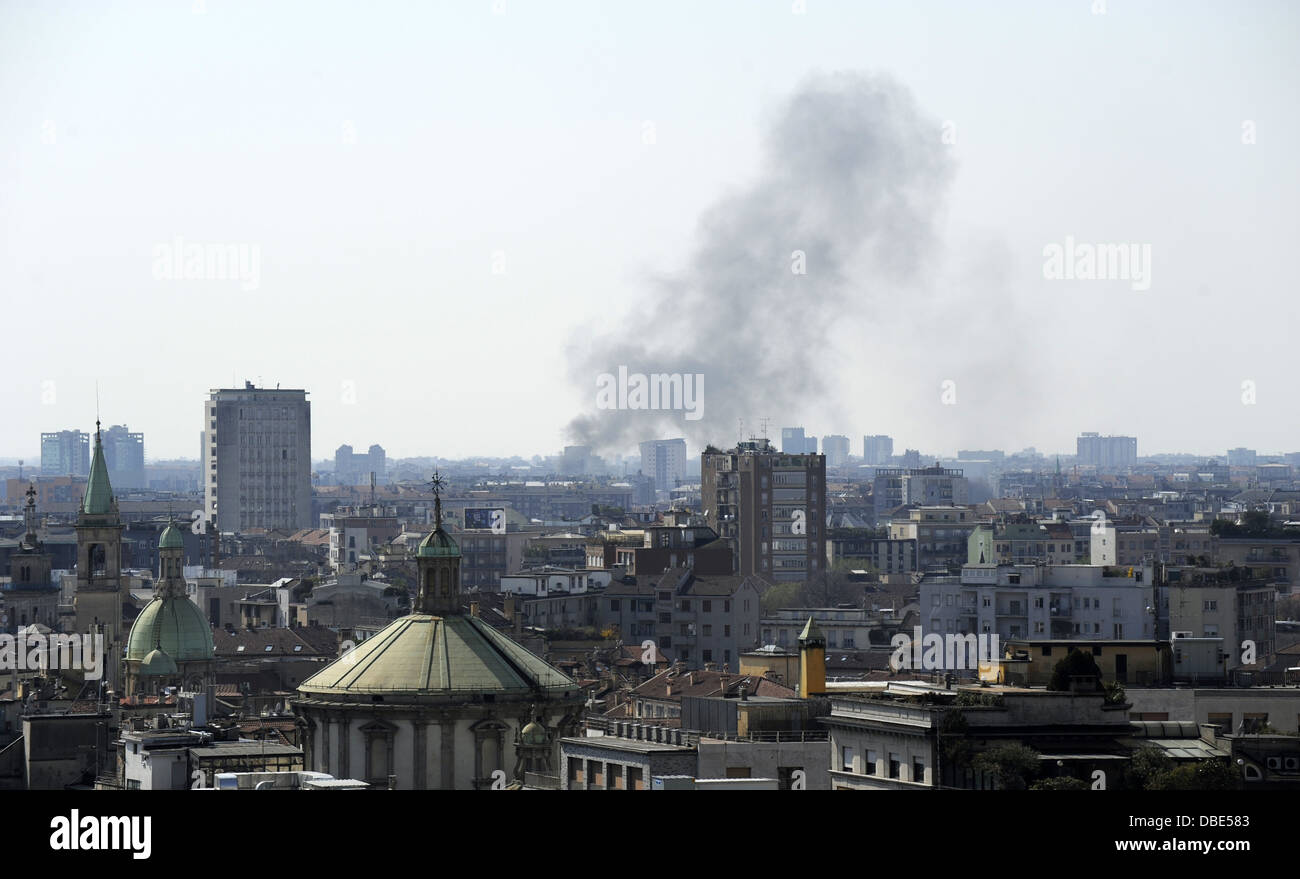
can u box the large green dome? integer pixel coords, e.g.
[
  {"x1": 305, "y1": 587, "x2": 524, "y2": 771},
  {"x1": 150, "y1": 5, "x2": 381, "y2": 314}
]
[
  {"x1": 126, "y1": 596, "x2": 215, "y2": 664},
  {"x1": 159, "y1": 523, "x2": 185, "y2": 550},
  {"x1": 417, "y1": 528, "x2": 460, "y2": 559}
]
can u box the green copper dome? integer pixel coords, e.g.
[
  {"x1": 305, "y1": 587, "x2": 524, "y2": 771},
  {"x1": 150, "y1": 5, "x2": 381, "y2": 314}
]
[
  {"x1": 140, "y1": 647, "x2": 179, "y2": 677},
  {"x1": 298, "y1": 613, "x2": 575, "y2": 698},
  {"x1": 126, "y1": 596, "x2": 215, "y2": 664},
  {"x1": 417, "y1": 528, "x2": 460, "y2": 558},
  {"x1": 521, "y1": 720, "x2": 548, "y2": 746},
  {"x1": 159, "y1": 523, "x2": 185, "y2": 550}
]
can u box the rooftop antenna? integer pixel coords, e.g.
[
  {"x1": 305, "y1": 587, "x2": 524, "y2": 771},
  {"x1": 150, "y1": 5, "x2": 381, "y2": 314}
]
[
  {"x1": 759, "y1": 417, "x2": 770, "y2": 441},
  {"x1": 738, "y1": 418, "x2": 744, "y2": 444}
]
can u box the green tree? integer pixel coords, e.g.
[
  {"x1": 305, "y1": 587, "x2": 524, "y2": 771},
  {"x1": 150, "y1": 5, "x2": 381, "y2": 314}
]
[
  {"x1": 972, "y1": 743, "x2": 1040, "y2": 790},
  {"x1": 760, "y1": 581, "x2": 802, "y2": 614},
  {"x1": 1128, "y1": 745, "x2": 1173, "y2": 789},
  {"x1": 1030, "y1": 776, "x2": 1089, "y2": 791},
  {"x1": 1048, "y1": 649, "x2": 1104, "y2": 691}
]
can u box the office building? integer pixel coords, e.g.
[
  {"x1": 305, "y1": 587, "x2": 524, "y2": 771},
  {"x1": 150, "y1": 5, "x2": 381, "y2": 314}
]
[
  {"x1": 40, "y1": 430, "x2": 90, "y2": 477},
  {"x1": 639, "y1": 438, "x2": 687, "y2": 493},
  {"x1": 822, "y1": 435, "x2": 850, "y2": 468},
  {"x1": 702, "y1": 438, "x2": 826, "y2": 581},
  {"x1": 101, "y1": 424, "x2": 145, "y2": 490},
  {"x1": 862, "y1": 435, "x2": 893, "y2": 466},
  {"x1": 1076, "y1": 433, "x2": 1137, "y2": 470},
  {"x1": 334, "y1": 443, "x2": 386, "y2": 485},
  {"x1": 204, "y1": 382, "x2": 312, "y2": 533}
]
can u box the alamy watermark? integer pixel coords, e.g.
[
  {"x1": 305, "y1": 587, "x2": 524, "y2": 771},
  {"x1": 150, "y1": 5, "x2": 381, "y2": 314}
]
[
  {"x1": 1042, "y1": 236, "x2": 1151, "y2": 291},
  {"x1": 889, "y1": 627, "x2": 1000, "y2": 672},
  {"x1": 1, "y1": 631, "x2": 105, "y2": 680},
  {"x1": 595, "y1": 366, "x2": 703, "y2": 421},
  {"x1": 152, "y1": 237, "x2": 261, "y2": 291}
]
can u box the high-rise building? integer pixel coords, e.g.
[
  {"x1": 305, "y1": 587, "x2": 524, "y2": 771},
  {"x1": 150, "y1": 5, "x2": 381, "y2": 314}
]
[
  {"x1": 204, "y1": 382, "x2": 312, "y2": 533},
  {"x1": 780, "y1": 427, "x2": 806, "y2": 455},
  {"x1": 41, "y1": 430, "x2": 90, "y2": 476},
  {"x1": 1076, "y1": 433, "x2": 1137, "y2": 470},
  {"x1": 822, "y1": 435, "x2": 850, "y2": 468},
  {"x1": 101, "y1": 424, "x2": 145, "y2": 490},
  {"x1": 862, "y1": 435, "x2": 894, "y2": 466},
  {"x1": 333, "y1": 443, "x2": 387, "y2": 485},
  {"x1": 702, "y1": 438, "x2": 826, "y2": 582},
  {"x1": 639, "y1": 438, "x2": 687, "y2": 493},
  {"x1": 1226, "y1": 447, "x2": 1257, "y2": 468}
]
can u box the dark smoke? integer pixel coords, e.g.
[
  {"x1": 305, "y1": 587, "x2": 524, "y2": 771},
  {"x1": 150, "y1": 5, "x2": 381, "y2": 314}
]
[{"x1": 567, "y1": 71, "x2": 955, "y2": 454}]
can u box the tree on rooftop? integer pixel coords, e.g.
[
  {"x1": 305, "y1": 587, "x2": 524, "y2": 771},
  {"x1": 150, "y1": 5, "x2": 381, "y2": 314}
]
[
  {"x1": 1048, "y1": 649, "x2": 1104, "y2": 692},
  {"x1": 972, "y1": 743, "x2": 1040, "y2": 790}
]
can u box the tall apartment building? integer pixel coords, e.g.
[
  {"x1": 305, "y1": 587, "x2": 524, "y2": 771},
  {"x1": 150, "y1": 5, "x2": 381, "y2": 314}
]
[
  {"x1": 101, "y1": 424, "x2": 145, "y2": 490},
  {"x1": 1076, "y1": 432, "x2": 1137, "y2": 470},
  {"x1": 40, "y1": 430, "x2": 90, "y2": 477},
  {"x1": 862, "y1": 435, "x2": 893, "y2": 466},
  {"x1": 702, "y1": 438, "x2": 826, "y2": 582},
  {"x1": 780, "y1": 427, "x2": 817, "y2": 455},
  {"x1": 1226, "y1": 447, "x2": 1257, "y2": 468},
  {"x1": 639, "y1": 438, "x2": 687, "y2": 493},
  {"x1": 204, "y1": 382, "x2": 312, "y2": 533},
  {"x1": 822, "y1": 435, "x2": 850, "y2": 468},
  {"x1": 334, "y1": 443, "x2": 386, "y2": 485}
]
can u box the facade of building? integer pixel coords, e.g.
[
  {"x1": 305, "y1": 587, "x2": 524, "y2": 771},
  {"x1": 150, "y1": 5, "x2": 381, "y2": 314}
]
[
  {"x1": 100, "y1": 424, "x2": 145, "y2": 490},
  {"x1": 920, "y1": 562, "x2": 1158, "y2": 647},
  {"x1": 702, "y1": 438, "x2": 826, "y2": 581},
  {"x1": 596, "y1": 569, "x2": 763, "y2": 668},
  {"x1": 2, "y1": 485, "x2": 60, "y2": 631},
  {"x1": 862, "y1": 435, "x2": 894, "y2": 466},
  {"x1": 334, "y1": 443, "x2": 386, "y2": 485},
  {"x1": 821, "y1": 435, "x2": 850, "y2": 468},
  {"x1": 1077, "y1": 433, "x2": 1138, "y2": 470},
  {"x1": 639, "y1": 438, "x2": 687, "y2": 493},
  {"x1": 889, "y1": 505, "x2": 981, "y2": 569},
  {"x1": 204, "y1": 382, "x2": 312, "y2": 533},
  {"x1": 40, "y1": 430, "x2": 90, "y2": 477}
]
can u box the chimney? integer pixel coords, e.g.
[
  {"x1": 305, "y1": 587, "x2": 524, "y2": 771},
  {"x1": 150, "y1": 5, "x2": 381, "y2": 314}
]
[{"x1": 469, "y1": 601, "x2": 480, "y2": 618}]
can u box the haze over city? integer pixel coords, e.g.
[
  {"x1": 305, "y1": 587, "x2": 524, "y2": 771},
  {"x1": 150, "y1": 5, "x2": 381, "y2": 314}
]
[{"x1": 3, "y1": 1, "x2": 1298, "y2": 460}]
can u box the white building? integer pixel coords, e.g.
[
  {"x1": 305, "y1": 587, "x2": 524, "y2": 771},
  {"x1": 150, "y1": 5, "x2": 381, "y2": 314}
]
[{"x1": 920, "y1": 563, "x2": 1157, "y2": 643}]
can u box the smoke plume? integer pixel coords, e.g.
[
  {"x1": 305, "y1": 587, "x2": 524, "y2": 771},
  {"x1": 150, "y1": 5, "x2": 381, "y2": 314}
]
[{"x1": 567, "y1": 71, "x2": 955, "y2": 454}]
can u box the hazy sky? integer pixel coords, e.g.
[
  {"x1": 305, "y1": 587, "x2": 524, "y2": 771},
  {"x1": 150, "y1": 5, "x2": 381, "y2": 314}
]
[{"x1": 2, "y1": 0, "x2": 1296, "y2": 462}]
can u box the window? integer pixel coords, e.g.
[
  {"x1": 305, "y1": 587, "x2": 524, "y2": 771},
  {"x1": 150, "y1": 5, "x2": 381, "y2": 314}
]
[
  {"x1": 912, "y1": 758, "x2": 925, "y2": 784},
  {"x1": 865, "y1": 750, "x2": 877, "y2": 775},
  {"x1": 841, "y1": 746, "x2": 854, "y2": 773},
  {"x1": 702, "y1": 600, "x2": 712, "y2": 613},
  {"x1": 888, "y1": 753, "x2": 901, "y2": 779},
  {"x1": 609, "y1": 599, "x2": 620, "y2": 612}
]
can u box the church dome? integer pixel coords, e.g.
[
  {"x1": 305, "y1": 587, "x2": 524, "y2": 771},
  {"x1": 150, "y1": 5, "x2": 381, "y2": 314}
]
[
  {"x1": 140, "y1": 647, "x2": 179, "y2": 677},
  {"x1": 417, "y1": 528, "x2": 460, "y2": 559},
  {"x1": 298, "y1": 613, "x2": 575, "y2": 699},
  {"x1": 521, "y1": 720, "x2": 547, "y2": 746},
  {"x1": 159, "y1": 523, "x2": 185, "y2": 550},
  {"x1": 126, "y1": 595, "x2": 215, "y2": 664}
]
